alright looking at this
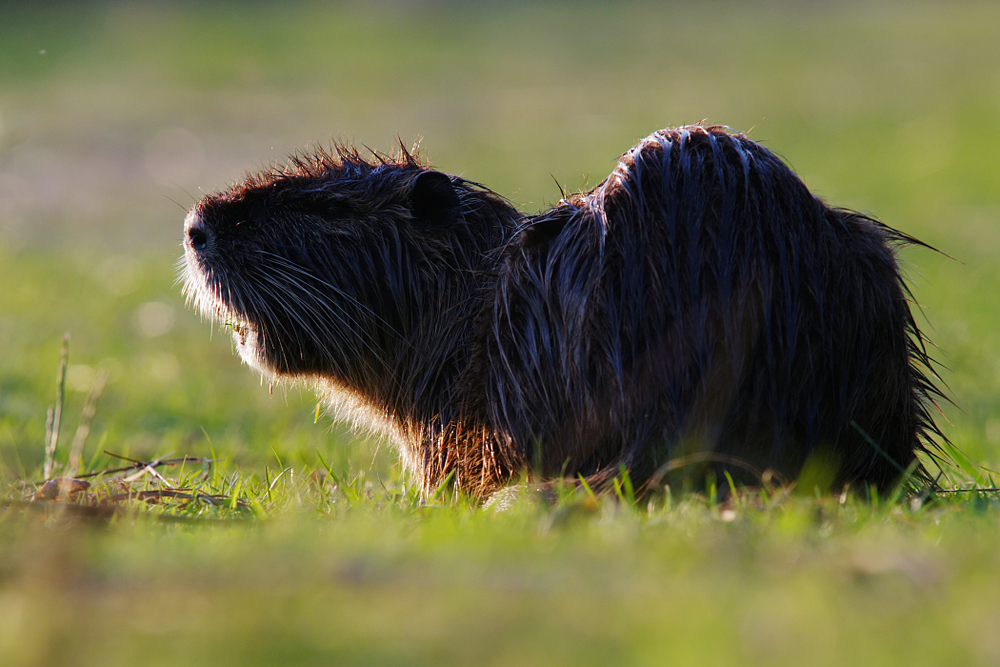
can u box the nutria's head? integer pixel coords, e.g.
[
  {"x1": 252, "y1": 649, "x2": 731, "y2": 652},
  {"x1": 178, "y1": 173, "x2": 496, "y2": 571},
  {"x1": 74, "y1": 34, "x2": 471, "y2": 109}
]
[{"x1": 181, "y1": 145, "x2": 516, "y2": 383}]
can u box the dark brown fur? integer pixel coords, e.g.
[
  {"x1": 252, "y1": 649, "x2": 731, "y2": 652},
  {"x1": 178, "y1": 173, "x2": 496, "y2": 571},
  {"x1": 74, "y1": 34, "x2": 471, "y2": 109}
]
[{"x1": 182, "y1": 126, "x2": 944, "y2": 500}]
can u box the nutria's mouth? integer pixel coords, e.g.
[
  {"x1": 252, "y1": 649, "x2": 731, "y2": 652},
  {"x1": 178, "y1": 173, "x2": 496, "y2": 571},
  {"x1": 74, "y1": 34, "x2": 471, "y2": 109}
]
[
  {"x1": 222, "y1": 314, "x2": 249, "y2": 339},
  {"x1": 214, "y1": 306, "x2": 269, "y2": 372},
  {"x1": 208, "y1": 305, "x2": 254, "y2": 351},
  {"x1": 181, "y1": 255, "x2": 262, "y2": 366}
]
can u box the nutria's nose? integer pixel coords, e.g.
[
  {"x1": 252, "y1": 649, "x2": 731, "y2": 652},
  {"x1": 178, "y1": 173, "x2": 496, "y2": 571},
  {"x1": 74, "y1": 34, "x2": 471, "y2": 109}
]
[{"x1": 184, "y1": 209, "x2": 211, "y2": 251}]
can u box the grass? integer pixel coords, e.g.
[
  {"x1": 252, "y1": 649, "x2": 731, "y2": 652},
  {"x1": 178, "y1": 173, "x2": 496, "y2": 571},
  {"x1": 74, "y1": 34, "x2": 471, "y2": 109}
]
[
  {"x1": 2, "y1": 1, "x2": 1000, "y2": 665},
  {"x1": 5, "y1": 460, "x2": 1000, "y2": 666}
]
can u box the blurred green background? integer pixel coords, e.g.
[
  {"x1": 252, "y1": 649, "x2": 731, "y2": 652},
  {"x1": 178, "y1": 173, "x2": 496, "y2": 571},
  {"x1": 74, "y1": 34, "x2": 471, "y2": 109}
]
[
  {"x1": 3, "y1": 3, "x2": 1000, "y2": 667},
  {"x1": 1, "y1": 0, "x2": 998, "y2": 476}
]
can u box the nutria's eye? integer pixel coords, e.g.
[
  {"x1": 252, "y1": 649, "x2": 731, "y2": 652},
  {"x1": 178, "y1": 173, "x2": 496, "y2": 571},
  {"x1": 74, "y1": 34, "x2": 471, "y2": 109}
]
[{"x1": 409, "y1": 170, "x2": 462, "y2": 227}]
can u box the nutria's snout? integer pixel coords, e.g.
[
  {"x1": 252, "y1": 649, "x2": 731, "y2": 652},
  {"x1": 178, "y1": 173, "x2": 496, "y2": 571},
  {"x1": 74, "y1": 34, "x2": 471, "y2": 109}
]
[
  {"x1": 180, "y1": 202, "x2": 248, "y2": 347},
  {"x1": 183, "y1": 207, "x2": 212, "y2": 254},
  {"x1": 180, "y1": 205, "x2": 214, "y2": 304}
]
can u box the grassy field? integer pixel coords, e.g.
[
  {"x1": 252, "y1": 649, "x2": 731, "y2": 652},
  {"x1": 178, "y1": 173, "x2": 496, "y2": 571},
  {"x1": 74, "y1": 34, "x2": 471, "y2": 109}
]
[{"x1": 2, "y1": 1, "x2": 1000, "y2": 665}]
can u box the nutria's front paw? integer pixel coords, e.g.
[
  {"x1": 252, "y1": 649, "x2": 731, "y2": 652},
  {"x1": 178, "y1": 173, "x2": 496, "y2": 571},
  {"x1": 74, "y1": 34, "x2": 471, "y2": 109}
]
[{"x1": 483, "y1": 483, "x2": 558, "y2": 512}]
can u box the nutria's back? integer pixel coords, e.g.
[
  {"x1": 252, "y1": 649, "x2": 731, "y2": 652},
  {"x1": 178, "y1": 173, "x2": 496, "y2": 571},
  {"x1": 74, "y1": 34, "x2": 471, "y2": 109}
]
[{"x1": 182, "y1": 126, "x2": 943, "y2": 500}]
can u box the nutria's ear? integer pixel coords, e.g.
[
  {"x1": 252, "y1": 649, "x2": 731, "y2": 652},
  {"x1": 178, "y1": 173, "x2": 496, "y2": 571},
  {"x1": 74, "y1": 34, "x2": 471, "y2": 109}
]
[{"x1": 409, "y1": 171, "x2": 463, "y2": 226}]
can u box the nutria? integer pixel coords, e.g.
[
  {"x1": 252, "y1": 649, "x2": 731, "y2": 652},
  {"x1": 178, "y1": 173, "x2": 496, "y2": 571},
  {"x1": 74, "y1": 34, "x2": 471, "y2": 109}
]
[{"x1": 181, "y1": 125, "x2": 943, "y2": 500}]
